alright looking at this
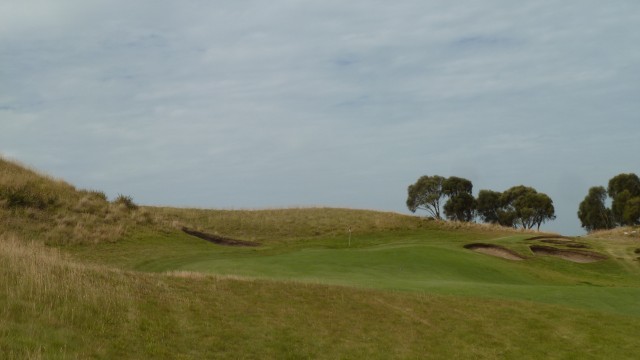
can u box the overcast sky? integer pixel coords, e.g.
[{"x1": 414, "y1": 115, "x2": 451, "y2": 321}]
[{"x1": 1, "y1": 1, "x2": 639, "y2": 235}]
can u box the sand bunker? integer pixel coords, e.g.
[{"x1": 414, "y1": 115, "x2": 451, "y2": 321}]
[
  {"x1": 182, "y1": 227, "x2": 260, "y2": 247},
  {"x1": 464, "y1": 243, "x2": 525, "y2": 261},
  {"x1": 527, "y1": 236, "x2": 591, "y2": 249},
  {"x1": 539, "y1": 239, "x2": 590, "y2": 249},
  {"x1": 529, "y1": 245, "x2": 607, "y2": 263}
]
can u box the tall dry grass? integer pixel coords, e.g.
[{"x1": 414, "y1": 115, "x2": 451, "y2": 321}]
[
  {"x1": 152, "y1": 207, "x2": 429, "y2": 241},
  {"x1": 151, "y1": 206, "x2": 533, "y2": 242},
  {"x1": 0, "y1": 235, "x2": 133, "y2": 358},
  {"x1": 0, "y1": 157, "x2": 158, "y2": 245},
  {"x1": 588, "y1": 226, "x2": 640, "y2": 240}
]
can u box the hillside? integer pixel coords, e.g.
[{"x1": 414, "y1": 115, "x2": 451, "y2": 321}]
[
  {"x1": 0, "y1": 157, "x2": 155, "y2": 245},
  {"x1": 2, "y1": 157, "x2": 640, "y2": 359}
]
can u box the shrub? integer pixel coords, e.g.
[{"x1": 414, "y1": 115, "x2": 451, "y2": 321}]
[
  {"x1": 85, "y1": 190, "x2": 108, "y2": 202},
  {"x1": 113, "y1": 194, "x2": 138, "y2": 210},
  {"x1": 0, "y1": 183, "x2": 58, "y2": 210}
]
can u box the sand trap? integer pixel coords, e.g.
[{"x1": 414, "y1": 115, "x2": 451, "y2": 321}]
[
  {"x1": 464, "y1": 243, "x2": 525, "y2": 261},
  {"x1": 539, "y1": 239, "x2": 590, "y2": 249},
  {"x1": 526, "y1": 235, "x2": 573, "y2": 241},
  {"x1": 182, "y1": 227, "x2": 260, "y2": 247},
  {"x1": 529, "y1": 245, "x2": 607, "y2": 263}
]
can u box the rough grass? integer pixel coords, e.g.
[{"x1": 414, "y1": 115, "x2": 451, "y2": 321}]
[
  {"x1": 0, "y1": 157, "x2": 157, "y2": 245},
  {"x1": 3, "y1": 156, "x2": 640, "y2": 358},
  {"x1": 150, "y1": 205, "x2": 537, "y2": 244},
  {"x1": 588, "y1": 226, "x2": 640, "y2": 239},
  {"x1": 153, "y1": 206, "x2": 434, "y2": 241},
  {"x1": 0, "y1": 157, "x2": 524, "y2": 246}
]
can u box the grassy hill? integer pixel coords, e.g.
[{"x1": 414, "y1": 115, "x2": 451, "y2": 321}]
[
  {"x1": 2, "y1": 157, "x2": 640, "y2": 359},
  {"x1": 0, "y1": 157, "x2": 155, "y2": 246}
]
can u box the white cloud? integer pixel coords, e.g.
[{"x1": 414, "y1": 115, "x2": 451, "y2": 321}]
[{"x1": 1, "y1": 0, "x2": 639, "y2": 234}]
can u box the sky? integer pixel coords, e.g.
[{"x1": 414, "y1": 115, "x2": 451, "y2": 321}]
[{"x1": 1, "y1": 1, "x2": 639, "y2": 235}]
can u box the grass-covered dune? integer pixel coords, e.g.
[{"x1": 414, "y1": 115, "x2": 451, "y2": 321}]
[{"x1": 2, "y1": 157, "x2": 640, "y2": 359}]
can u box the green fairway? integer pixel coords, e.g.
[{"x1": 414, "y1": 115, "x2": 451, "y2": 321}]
[{"x1": 69, "y1": 226, "x2": 640, "y2": 317}]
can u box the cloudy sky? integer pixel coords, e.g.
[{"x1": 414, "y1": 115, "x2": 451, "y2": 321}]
[{"x1": 2, "y1": 1, "x2": 639, "y2": 235}]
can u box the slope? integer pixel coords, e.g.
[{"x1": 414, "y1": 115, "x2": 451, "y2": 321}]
[{"x1": 2, "y1": 157, "x2": 640, "y2": 358}]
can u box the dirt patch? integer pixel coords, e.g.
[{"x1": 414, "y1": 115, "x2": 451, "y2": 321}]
[
  {"x1": 529, "y1": 245, "x2": 607, "y2": 263},
  {"x1": 539, "y1": 239, "x2": 590, "y2": 249},
  {"x1": 464, "y1": 243, "x2": 525, "y2": 261},
  {"x1": 182, "y1": 227, "x2": 260, "y2": 247},
  {"x1": 526, "y1": 235, "x2": 573, "y2": 241}
]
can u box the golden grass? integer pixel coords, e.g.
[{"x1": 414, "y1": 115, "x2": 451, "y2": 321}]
[
  {"x1": 151, "y1": 206, "x2": 425, "y2": 240},
  {"x1": 588, "y1": 226, "x2": 640, "y2": 240},
  {"x1": 149, "y1": 206, "x2": 532, "y2": 243},
  {"x1": 0, "y1": 235, "x2": 129, "y2": 311},
  {"x1": 163, "y1": 270, "x2": 257, "y2": 282},
  {"x1": 0, "y1": 157, "x2": 160, "y2": 245},
  {"x1": 0, "y1": 235, "x2": 131, "y2": 358},
  {"x1": 2, "y1": 156, "x2": 531, "y2": 247},
  {"x1": 435, "y1": 219, "x2": 544, "y2": 234}
]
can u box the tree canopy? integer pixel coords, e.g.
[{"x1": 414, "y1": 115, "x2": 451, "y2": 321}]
[
  {"x1": 476, "y1": 186, "x2": 555, "y2": 230},
  {"x1": 608, "y1": 173, "x2": 640, "y2": 226},
  {"x1": 407, "y1": 176, "x2": 556, "y2": 229},
  {"x1": 443, "y1": 192, "x2": 476, "y2": 222},
  {"x1": 476, "y1": 190, "x2": 507, "y2": 225},
  {"x1": 504, "y1": 186, "x2": 556, "y2": 230},
  {"x1": 623, "y1": 197, "x2": 640, "y2": 226},
  {"x1": 406, "y1": 175, "x2": 446, "y2": 219},
  {"x1": 442, "y1": 176, "x2": 475, "y2": 222},
  {"x1": 607, "y1": 173, "x2": 640, "y2": 198},
  {"x1": 578, "y1": 173, "x2": 640, "y2": 231},
  {"x1": 442, "y1": 176, "x2": 473, "y2": 197},
  {"x1": 406, "y1": 175, "x2": 476, "y2": 221},
  {"x1": 577, "y1": 186, "x2": 614, "y2": 232}
]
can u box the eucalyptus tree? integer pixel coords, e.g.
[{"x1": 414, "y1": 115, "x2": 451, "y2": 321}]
[
  {"x1": 477, "y1": 186, "x2": 555, "y2": 230},
  {"x1": 442, "y1": 176, "x2": 476, "y2": 222},
  {"x1": 476, "y1": 190, "x2": 508, "y2": 225},
  {"x1": 407, "y1": 175, "x2": 476, "y2": 221},
  {"x1": 406, "y1": 175, "x2": 446, "y2": 219},
  {"x1": 443, "y1": 192, "x2": 476, "y2": 222},
  {"x1": 577, "y1": 186, "x2": 614, "y2": 232},
  {"x1": 608, "y1": 173, "x2": 640, "y2": 226}
]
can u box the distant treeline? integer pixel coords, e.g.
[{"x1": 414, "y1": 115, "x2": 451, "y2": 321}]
[
  {"x1": 406, "y1": 176, "x2": 555, "y2": 230},
  {"x1": 407, "y1": 173, "x2": 640, "y2": 232}
]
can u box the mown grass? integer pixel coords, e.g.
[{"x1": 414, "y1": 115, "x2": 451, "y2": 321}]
[{"x1": 69, "y1": 227, "x2": 640, "y2": 317}]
